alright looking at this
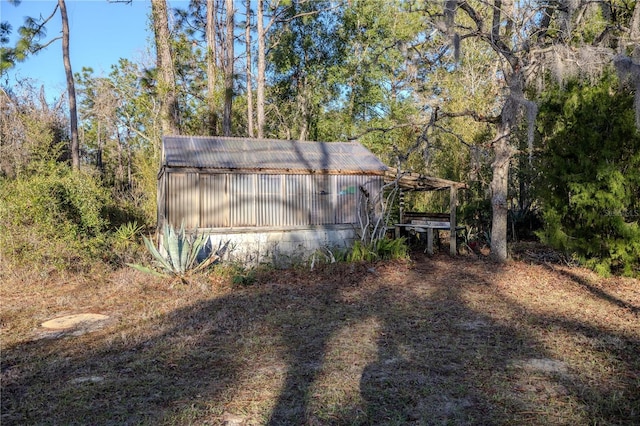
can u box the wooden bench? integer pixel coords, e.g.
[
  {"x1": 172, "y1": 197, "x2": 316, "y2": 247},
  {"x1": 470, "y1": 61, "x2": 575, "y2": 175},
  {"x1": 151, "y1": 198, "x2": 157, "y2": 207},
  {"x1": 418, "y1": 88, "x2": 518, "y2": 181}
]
[
  {"x1": 403, "y1": 212, "x2": 450, "y2": 223},
  {"x1": 395, "y1": 212, "x2": 464, "y2": 255}
]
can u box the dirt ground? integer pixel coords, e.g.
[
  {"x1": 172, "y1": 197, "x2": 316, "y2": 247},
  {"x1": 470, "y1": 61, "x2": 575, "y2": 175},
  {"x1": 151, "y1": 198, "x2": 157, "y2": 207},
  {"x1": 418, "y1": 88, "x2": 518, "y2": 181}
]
[{"x1": 1, "y1": 246, "x2": 639, "y2": 425}]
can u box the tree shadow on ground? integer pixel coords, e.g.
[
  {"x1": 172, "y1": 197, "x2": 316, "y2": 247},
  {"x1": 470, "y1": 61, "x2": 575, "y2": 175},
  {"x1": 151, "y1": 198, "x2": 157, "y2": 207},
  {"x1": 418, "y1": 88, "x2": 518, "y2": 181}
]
[
  {"x1": 552, "y1": 266, "x2": 640, "y2": 314},
  {"x1": 1, "y1": 265, "x2": 365, "y2": 425},
  {"x1": 357, "y1": 256, "x2": 639, "y2": 425},
  {"x1": 1, "y1": 254, "x2": 638, "y2": 425},
  {"x1": 358, "y1": 257, "x2": 538, "y2": 425},
  {"x1": 2, "y1": 292, "x2": 250, "y2": 425}
]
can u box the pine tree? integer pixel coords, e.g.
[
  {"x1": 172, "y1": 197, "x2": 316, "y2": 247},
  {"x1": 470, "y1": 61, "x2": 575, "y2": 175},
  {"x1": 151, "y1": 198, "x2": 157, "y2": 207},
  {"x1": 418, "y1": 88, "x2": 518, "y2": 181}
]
[{"x1": 537, "y1": 75, "x2": 640, "y2": 276}]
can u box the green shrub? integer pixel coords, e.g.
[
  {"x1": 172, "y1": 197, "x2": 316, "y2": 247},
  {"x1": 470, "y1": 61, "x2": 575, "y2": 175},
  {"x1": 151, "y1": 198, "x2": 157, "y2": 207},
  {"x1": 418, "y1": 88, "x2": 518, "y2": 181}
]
[
  {"x1": 113, "y1": 221, "x2": 145, "y2": 244},
  {"x1": 347, "y1": 237, "x2": 408, "y2": 262},
  {"x1": 209, "y1": 262, "x2": 258, "y2": 286},
  {"x1": 231, "y1": 268, "x2": 257, "y2": 286},
  {"x1": 536, "y1": 75, "x2": 640, "y2": 277},
  {"x1": 108, "y1": 221, "x2": 147, "y2": 266},
  {"x1": 307, "y1": 247, "x2": 349, "y2": 269},
  {"x1": 0, "y1": 167, "x2": 109, "y2": 270}
]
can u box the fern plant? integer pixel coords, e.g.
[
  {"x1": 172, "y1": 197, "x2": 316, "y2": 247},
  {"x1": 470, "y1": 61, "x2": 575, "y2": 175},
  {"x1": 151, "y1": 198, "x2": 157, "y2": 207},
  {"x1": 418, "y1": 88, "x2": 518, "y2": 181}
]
[
  {"x1": 347, "y1": 238, "x2": 408, "y2": 262},
  {"x1": 128, "y1": 222, "x2": 219, "y2": 283}
]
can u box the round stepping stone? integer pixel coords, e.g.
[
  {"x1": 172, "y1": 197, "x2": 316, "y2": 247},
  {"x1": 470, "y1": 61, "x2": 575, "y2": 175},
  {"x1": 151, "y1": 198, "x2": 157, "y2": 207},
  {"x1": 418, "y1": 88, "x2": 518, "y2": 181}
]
[{"x1": 41, "y1": 313, "x2": 109, "y2": 330}]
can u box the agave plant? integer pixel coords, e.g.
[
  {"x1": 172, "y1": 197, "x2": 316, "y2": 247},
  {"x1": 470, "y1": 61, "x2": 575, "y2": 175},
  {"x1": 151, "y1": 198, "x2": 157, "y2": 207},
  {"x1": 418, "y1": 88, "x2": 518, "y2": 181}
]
[
  {"x1": 129, "y1": 222, "x2": 219, "y2": 283},
  {"x1": 114, "y1": 221, "x2": 145, "y2": 244}
]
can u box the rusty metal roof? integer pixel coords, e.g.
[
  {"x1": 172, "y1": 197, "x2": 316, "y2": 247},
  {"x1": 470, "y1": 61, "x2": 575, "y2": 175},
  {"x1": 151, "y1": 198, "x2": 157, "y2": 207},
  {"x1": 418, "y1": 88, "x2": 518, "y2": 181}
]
[{"x1": 161, "y1": 136, "x2": 389, "y2": 174}]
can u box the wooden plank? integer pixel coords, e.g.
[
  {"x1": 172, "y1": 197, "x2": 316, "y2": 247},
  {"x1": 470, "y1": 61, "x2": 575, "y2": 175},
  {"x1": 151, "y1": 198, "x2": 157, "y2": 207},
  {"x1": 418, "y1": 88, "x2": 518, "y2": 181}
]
[
  {"x1": 404, "y1": 212, "x2": 450, "y2": 221},
  {"x1": 411, "y1": 220, "x2": 451, "y2": 228},
  {"x1": 450, "y1": 185, "x2": 457, "y2": 255}
]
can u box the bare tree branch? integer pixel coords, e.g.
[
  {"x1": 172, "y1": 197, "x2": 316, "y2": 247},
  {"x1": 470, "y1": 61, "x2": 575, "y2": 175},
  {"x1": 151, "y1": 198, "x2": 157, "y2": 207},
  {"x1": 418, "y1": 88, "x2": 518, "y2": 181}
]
[
  {"x1": 346, "y1": 123, "x2": 416, "y2": 141},
  {"x1": 438, "y1": 108, "x2": 501, "y2": 124}
]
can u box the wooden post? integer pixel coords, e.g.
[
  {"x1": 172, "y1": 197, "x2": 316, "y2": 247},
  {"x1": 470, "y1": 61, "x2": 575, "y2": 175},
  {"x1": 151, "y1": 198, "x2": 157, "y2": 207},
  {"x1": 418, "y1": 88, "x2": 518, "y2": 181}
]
[
  {"x1": 427, "y1": 228, "x2": 434, "y2": 255},
  {"x1": 450, "y1": 185, "x2": 457, "y2": 255}
]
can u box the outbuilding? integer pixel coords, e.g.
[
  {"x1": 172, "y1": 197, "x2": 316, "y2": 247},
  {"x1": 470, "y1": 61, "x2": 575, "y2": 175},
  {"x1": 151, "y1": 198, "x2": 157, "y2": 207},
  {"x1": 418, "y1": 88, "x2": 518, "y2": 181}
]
[{"x1": 157, "y1": 136, "x2": 388, "y2": 265}]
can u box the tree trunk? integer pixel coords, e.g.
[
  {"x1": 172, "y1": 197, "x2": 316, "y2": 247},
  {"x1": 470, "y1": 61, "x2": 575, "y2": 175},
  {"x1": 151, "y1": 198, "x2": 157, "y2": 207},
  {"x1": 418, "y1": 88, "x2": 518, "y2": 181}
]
[
  {"x1": 298, "y1": 78, "x2": 309, "y2": 141},
  {"x1": 256, "y1": 0, "x2": 266, "y2": 138},
  {"x1": 151, "y1": 0, "x2": 179, "y2": 135},
  {"x1": 96, "y1": 121, "x2": 104, "y2": 175},
  {"x1": 245, "y1": 0, "x2": 254, "y2": 137},
  {"x1": 126, "y1": 129, "x2": 132, "y2": 188},
  {"x1": 206, "y1": 0, "x2": 218, "y2": 135},
  {"x1": 59, "y1": 0, "x2": 79, "y2": 170},
  {"x1": 116, "y1": 127, "x2": 124, "y2": 187},
  {"x1": 630, "y1": 1, "x2": 640, "y2": 61},
  {"x1": 222, "y1": 0, "x2": 234, "y2": 136},
  {"x1": 490, "y1": 125, "x2": 511, "y2": 262},
  {"x1": 489, "y1": 71, "x2": 521, "y2": 262},
  {"x1": 632, "y1": 1, "x2": 640, "y2": 41}
]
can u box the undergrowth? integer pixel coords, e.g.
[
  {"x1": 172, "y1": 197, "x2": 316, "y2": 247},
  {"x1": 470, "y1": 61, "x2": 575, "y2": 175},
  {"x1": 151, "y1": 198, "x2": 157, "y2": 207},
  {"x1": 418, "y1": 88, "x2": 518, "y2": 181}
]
[
  {"x1": 347, "y1": 237, "x2": 409, "y2": 262},
  {"x1": 0, "y1": 166, "x2": 109, "y2": 270}
]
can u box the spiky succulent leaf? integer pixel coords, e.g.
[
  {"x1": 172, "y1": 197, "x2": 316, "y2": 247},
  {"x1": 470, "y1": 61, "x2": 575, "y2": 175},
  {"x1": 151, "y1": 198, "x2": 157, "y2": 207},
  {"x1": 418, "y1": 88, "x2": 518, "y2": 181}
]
[
  {"x1": 175, "y1": 221, "x2": 189, "y2": 272},
  {"x1": 191, "y1": 253, "x2": 220, "y2": 273},
  {"x1": 164, "y1": 223, "x2": 183, "y2": 273},
  {"x1": 131, "y1": 222, "x2": 220, "y2": 280},
  {"x1": 179, "y1": 233, "x2": 190, "y2": 272},
  {"x1": 188, "y1": 233, "x2": 208, "y2": 268},
  {"x1": 126, "y1": 263, "x2": 168, "y2": 278},
  {"x1": 142, "y1": 235, "x2": 174, "y2": 273}
]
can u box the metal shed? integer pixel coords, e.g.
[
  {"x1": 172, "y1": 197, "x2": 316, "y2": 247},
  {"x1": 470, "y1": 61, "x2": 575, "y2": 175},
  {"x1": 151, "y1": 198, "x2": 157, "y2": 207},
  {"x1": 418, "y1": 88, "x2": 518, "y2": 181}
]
[{"x1": 157, "y1": 136, "x2": 388, "y2": 265}]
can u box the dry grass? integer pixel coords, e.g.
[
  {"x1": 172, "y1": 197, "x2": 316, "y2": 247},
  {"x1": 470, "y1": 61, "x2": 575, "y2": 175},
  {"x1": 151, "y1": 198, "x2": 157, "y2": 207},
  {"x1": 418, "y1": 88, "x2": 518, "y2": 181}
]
[{"x1": 1, "y1": 249, "x2": 639, "y2": 425}]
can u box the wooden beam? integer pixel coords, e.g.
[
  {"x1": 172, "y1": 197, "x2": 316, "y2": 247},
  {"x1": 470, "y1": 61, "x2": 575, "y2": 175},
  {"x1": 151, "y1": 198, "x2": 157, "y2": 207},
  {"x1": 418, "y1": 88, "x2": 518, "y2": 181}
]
[
  {"x1": 384, "y1": 169, "x2": 467, "y2": 192},
  {"x1": 450, "y1": 185, "x2": 457, "y2": 255}
]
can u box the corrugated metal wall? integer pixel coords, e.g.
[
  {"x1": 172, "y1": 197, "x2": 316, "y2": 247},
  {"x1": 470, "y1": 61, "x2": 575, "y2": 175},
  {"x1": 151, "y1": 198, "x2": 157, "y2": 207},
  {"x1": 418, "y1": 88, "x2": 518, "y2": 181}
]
[
  {"x1": 166, "y1": 172, "x2": 382, "y2": 229},
  {"x1": 230, "y1": 174, "x2": 256, "y2": 227},
  {"x1": 167, "y1": 173, "x2": 199, "y2": 228},
  {"x1": 310, "y1": 174, "x2": 333, "y2": 225},
  {"x1": 284, "y1": 174, "x2": 308, "y2": 225},
  {"x1": 200, "y1": 174, "x2": 228, "y2": 227},
  {"x1": 336, "y1": 174, "x2": 362, "y2": 224},
  {"x1": 258, "y1": 174, "x2": 282, "y2": 227}
]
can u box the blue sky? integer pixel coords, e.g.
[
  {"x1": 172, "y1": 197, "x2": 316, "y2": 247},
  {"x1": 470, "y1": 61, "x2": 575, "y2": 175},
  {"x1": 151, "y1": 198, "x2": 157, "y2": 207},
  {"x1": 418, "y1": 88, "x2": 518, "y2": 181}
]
[{"x1": 1, "y1": 0, "x2": 187, "y2": 101}]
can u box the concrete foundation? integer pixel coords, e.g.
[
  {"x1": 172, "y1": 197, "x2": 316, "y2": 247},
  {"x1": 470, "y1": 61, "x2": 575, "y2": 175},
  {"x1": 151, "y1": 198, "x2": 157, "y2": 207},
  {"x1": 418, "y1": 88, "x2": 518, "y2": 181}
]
[{"x1": 205, "y1": 225, "x2": 358, "y2": 266}]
